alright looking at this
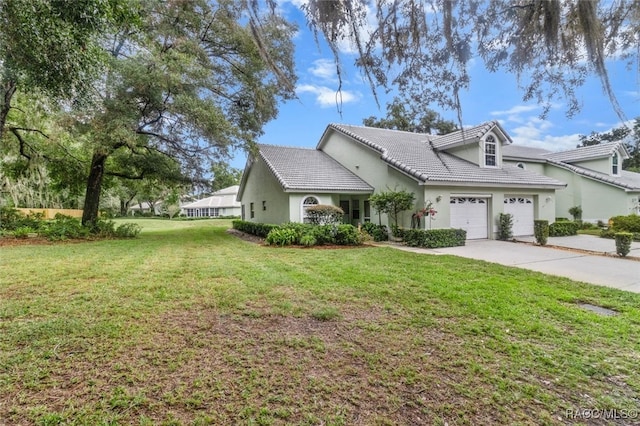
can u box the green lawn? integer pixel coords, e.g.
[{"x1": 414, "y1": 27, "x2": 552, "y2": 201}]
[{"x1": 1, "y1": 219, "x2": 639, "y2": 425}]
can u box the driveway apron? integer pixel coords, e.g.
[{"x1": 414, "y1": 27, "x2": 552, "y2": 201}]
[{"x1": 388, "y1": 238, "x2": 640, "y2": 293}]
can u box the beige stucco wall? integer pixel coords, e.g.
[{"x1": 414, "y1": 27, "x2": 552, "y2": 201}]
[{"x1": 240, "y1": 157, "x2": 290, "y2": 224}]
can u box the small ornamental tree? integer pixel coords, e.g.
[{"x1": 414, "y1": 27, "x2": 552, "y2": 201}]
[
  {"x1": 498, "y1": 213, "x2": 514, "y2": 241},
  {"x1": 369, "y1": 189, "x2": 416, "y2": 235}
]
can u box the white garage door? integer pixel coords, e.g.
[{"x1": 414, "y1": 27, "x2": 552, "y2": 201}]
[
  {"x1": 450, "y1": 197, "x2": 488, "y2": 239},
  {"x1": 503, "y1": 197, "x2": 534, "y2": 236}
]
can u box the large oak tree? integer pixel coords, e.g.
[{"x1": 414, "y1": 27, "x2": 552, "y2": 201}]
[{"x1": 77, "y1": 0, "x2": 296, "y2": 226}]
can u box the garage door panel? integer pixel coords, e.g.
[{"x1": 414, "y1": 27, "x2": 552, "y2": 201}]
[
  {"x1": 504, "y1": 197, "x2": 534, "y2": 236},
  {"x1": 450, "y1": 197, "x2": 488, "y2": 239}
]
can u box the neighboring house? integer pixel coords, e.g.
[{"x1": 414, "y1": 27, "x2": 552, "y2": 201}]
[
  {"x1": 503, "y1": 142, "x2": 640, "y2": 222},
  {"x1": 181, "y1": 185, "x2": 241, "y2": 218},
  {"x1": 129, "y1": 201, "x2": 163, "y2": 216},
  {"x1": 238, "y1": 121, "x2": 567, "y2": 239}
]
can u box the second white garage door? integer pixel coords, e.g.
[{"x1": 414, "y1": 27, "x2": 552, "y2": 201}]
[
  {"x1": 450, "y1": 197, "x2": 488, "y2": 239},
  {"x1": 503, "y1": 197, "x2": 534, "y2": 236}
]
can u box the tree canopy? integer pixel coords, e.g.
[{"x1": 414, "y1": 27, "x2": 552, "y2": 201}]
[
  {"x1": 578, "y1": 118, "x2": 640, "y2": 172},
  {"x1": 303, "y1": 0, "x2": 639, "y2": 122},
  {"x1": 211, "y1": 161, "x2": 243, "y2": 193},
  {"x1": 363, "y1": 97, "x2": 458, "y2": 134},
  {"x1": 75, "y1": 0, "x2": 297, "y2": 225},
  {"x1": 0, "y1": 0, "x2": 138, "y2": 136}
]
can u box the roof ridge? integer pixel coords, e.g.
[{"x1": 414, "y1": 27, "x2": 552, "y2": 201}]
[
  {"x1": 258, "y1": 143, "x2": 316, "y2": 150},
  {"x1": 329, "y1": 123, "x2": 432, "y2": 136}
]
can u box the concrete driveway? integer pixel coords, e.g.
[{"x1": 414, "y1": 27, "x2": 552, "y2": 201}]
[{"x1": 389, "y1": 235, "x2": 640, "y2": 293}]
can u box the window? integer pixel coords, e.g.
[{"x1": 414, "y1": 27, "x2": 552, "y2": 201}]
[
  {"x1": 612, "y1": 152, "x2": 619, "y2": 175},
  {"x1": 516, "y1": 162, "x2": 525, "y2": 169},
  {"x1": 484, "y1": 135, "x2": 497, "y2": 167},
  {"x1": 250, "y1": 202, "x2": 254, "y2": 219},
  {"x1": 302, "y1": 196, "x2": 319, "y2": 223}
]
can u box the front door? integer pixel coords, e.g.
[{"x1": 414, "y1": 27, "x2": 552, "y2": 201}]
[{"x1": 339, "y1": 200, "x2": 350, "y2": 223}]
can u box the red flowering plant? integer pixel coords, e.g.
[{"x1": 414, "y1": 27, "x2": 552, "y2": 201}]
[{"x1": 411, "y1": 202, "x2": 437, "y2": 229}]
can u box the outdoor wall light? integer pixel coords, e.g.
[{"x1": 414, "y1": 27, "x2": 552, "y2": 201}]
[{"x1": 436, "y1": 195, "x2": 442, "y2": 203}]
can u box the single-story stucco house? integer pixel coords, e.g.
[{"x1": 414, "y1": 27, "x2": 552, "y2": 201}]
[
  {"x1": 181, "y1": 185, "x2": 241, "y2": 218},
  {"x1": 502, "y1": 142, "x2": 640, "y2": 222}
]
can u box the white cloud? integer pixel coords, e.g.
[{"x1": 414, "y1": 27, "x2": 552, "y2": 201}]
[
  {"x1": 296, "y1": 84, "x2": 361, "y2": 107},
  {"x1": 308, "y1": 59, "x2": 338, "y2": 82},
  {"x1": 491, "y1": 105, "x2": 540, "y2": 116},
  {"x1": 504, "y1": 118, "x2": 579, "y2": 152}
]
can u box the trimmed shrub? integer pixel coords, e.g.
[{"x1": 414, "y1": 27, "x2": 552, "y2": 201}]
[
  {"x1": 549, "y1": 220, "x2": 579, "y2": 237},
  {"x1": 534, "y1": 220, "x2": 549, "y2": 246},
  {"x1": 497, "y1": 213, "x2": 513, "y2": 240},
  {"x1": 115, "y1": 223, "x2": 142, "y2": 238},
  {"x1": 609, "y1": 215, "x2": 640, "y2": 233},
  {"x1": 615, "y1": 232, "x2": 633, "y2": 257},
  {"x1": 361, "y1": 222, "x2": 389, "y2": 242},
  {"x1": 305, "y1": 204, "x2": 343, "y2": 225},
  {"x1": 402, "y1": 228, "x2": 466, "y2": 248},
  {"x1": 312, "y1": 224, "x2": 337, "y2": 245},
  {"x1": 232, "y1": 220, "x2": 278, "y2": 238},
  {"x1": 334, "y1": 224, "x2": 362, "y2": 245}
]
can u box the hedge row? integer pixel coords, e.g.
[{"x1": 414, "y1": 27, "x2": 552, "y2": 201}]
[
  {"x1": 549, "y1": 220, "x2": 579, "y2": 237},
  {"x1": 609, "y1": 215, "x2": 640, "y2": 233},
  {"x1": 600, "y1": 214, "x2": 640, "y2": 241},
  {"x1": 232, "y1": 220, "x2": 363, "y2": 246},
  {"x1": 396, "y1": 228, "x2": 466, "y2": 248},
  {"x1": 232, "y1": 220, "x2": 278, "y2": 238},
  {"x1": 0, "y1": 208, "x2": 141, "y2": 241}
]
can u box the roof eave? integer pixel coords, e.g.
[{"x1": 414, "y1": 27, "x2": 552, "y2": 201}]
[{"x1": 420, "y1": 180, "x2": 566, "y2": 189}]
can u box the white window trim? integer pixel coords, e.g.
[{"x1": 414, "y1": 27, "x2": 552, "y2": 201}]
[
  {"x1": 612, "y1": 152, "x2": 621, "y2": 176},
  {"x1": 482, "y1": 134, "x2": 499, "y2": 168},
  {"x1": 301, "y1": 195, "x2": 321, "y2": 223}
]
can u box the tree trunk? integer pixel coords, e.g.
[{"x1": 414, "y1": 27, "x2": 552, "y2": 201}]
[
  {"x1": 82, "y1": 150, "x2": 108, "y2": 227},
  {"x1": 0, "y1": 80, "x2": 17, "y2": 139}
]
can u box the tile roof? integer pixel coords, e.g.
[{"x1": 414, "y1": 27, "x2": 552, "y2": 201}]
[
  {"x1": 182, "y1": 186, "x2": 240, "y2": 209},
  {"x1": 546, "y1": 159, "x2": 640, "y2": 191},
  {"x1": 327, "y1": 124, "x2": 565, "y2": 188},
  {"x1": 258, "y1": 144, "x2": 374, "y2": 193},
  {"x1": 429, "y1": 120, "x2": 512, "y2": 149},
  {"x1": 502, "y1": 145, "x2": 551, "y2": 160},
  {"x1": 544, "y1": 141, "x2": 629, "y2": 163}
]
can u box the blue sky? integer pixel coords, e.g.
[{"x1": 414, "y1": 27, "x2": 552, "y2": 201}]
[{"x1": 230, "y1": 1, "x2": 639, "y2": 169}]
